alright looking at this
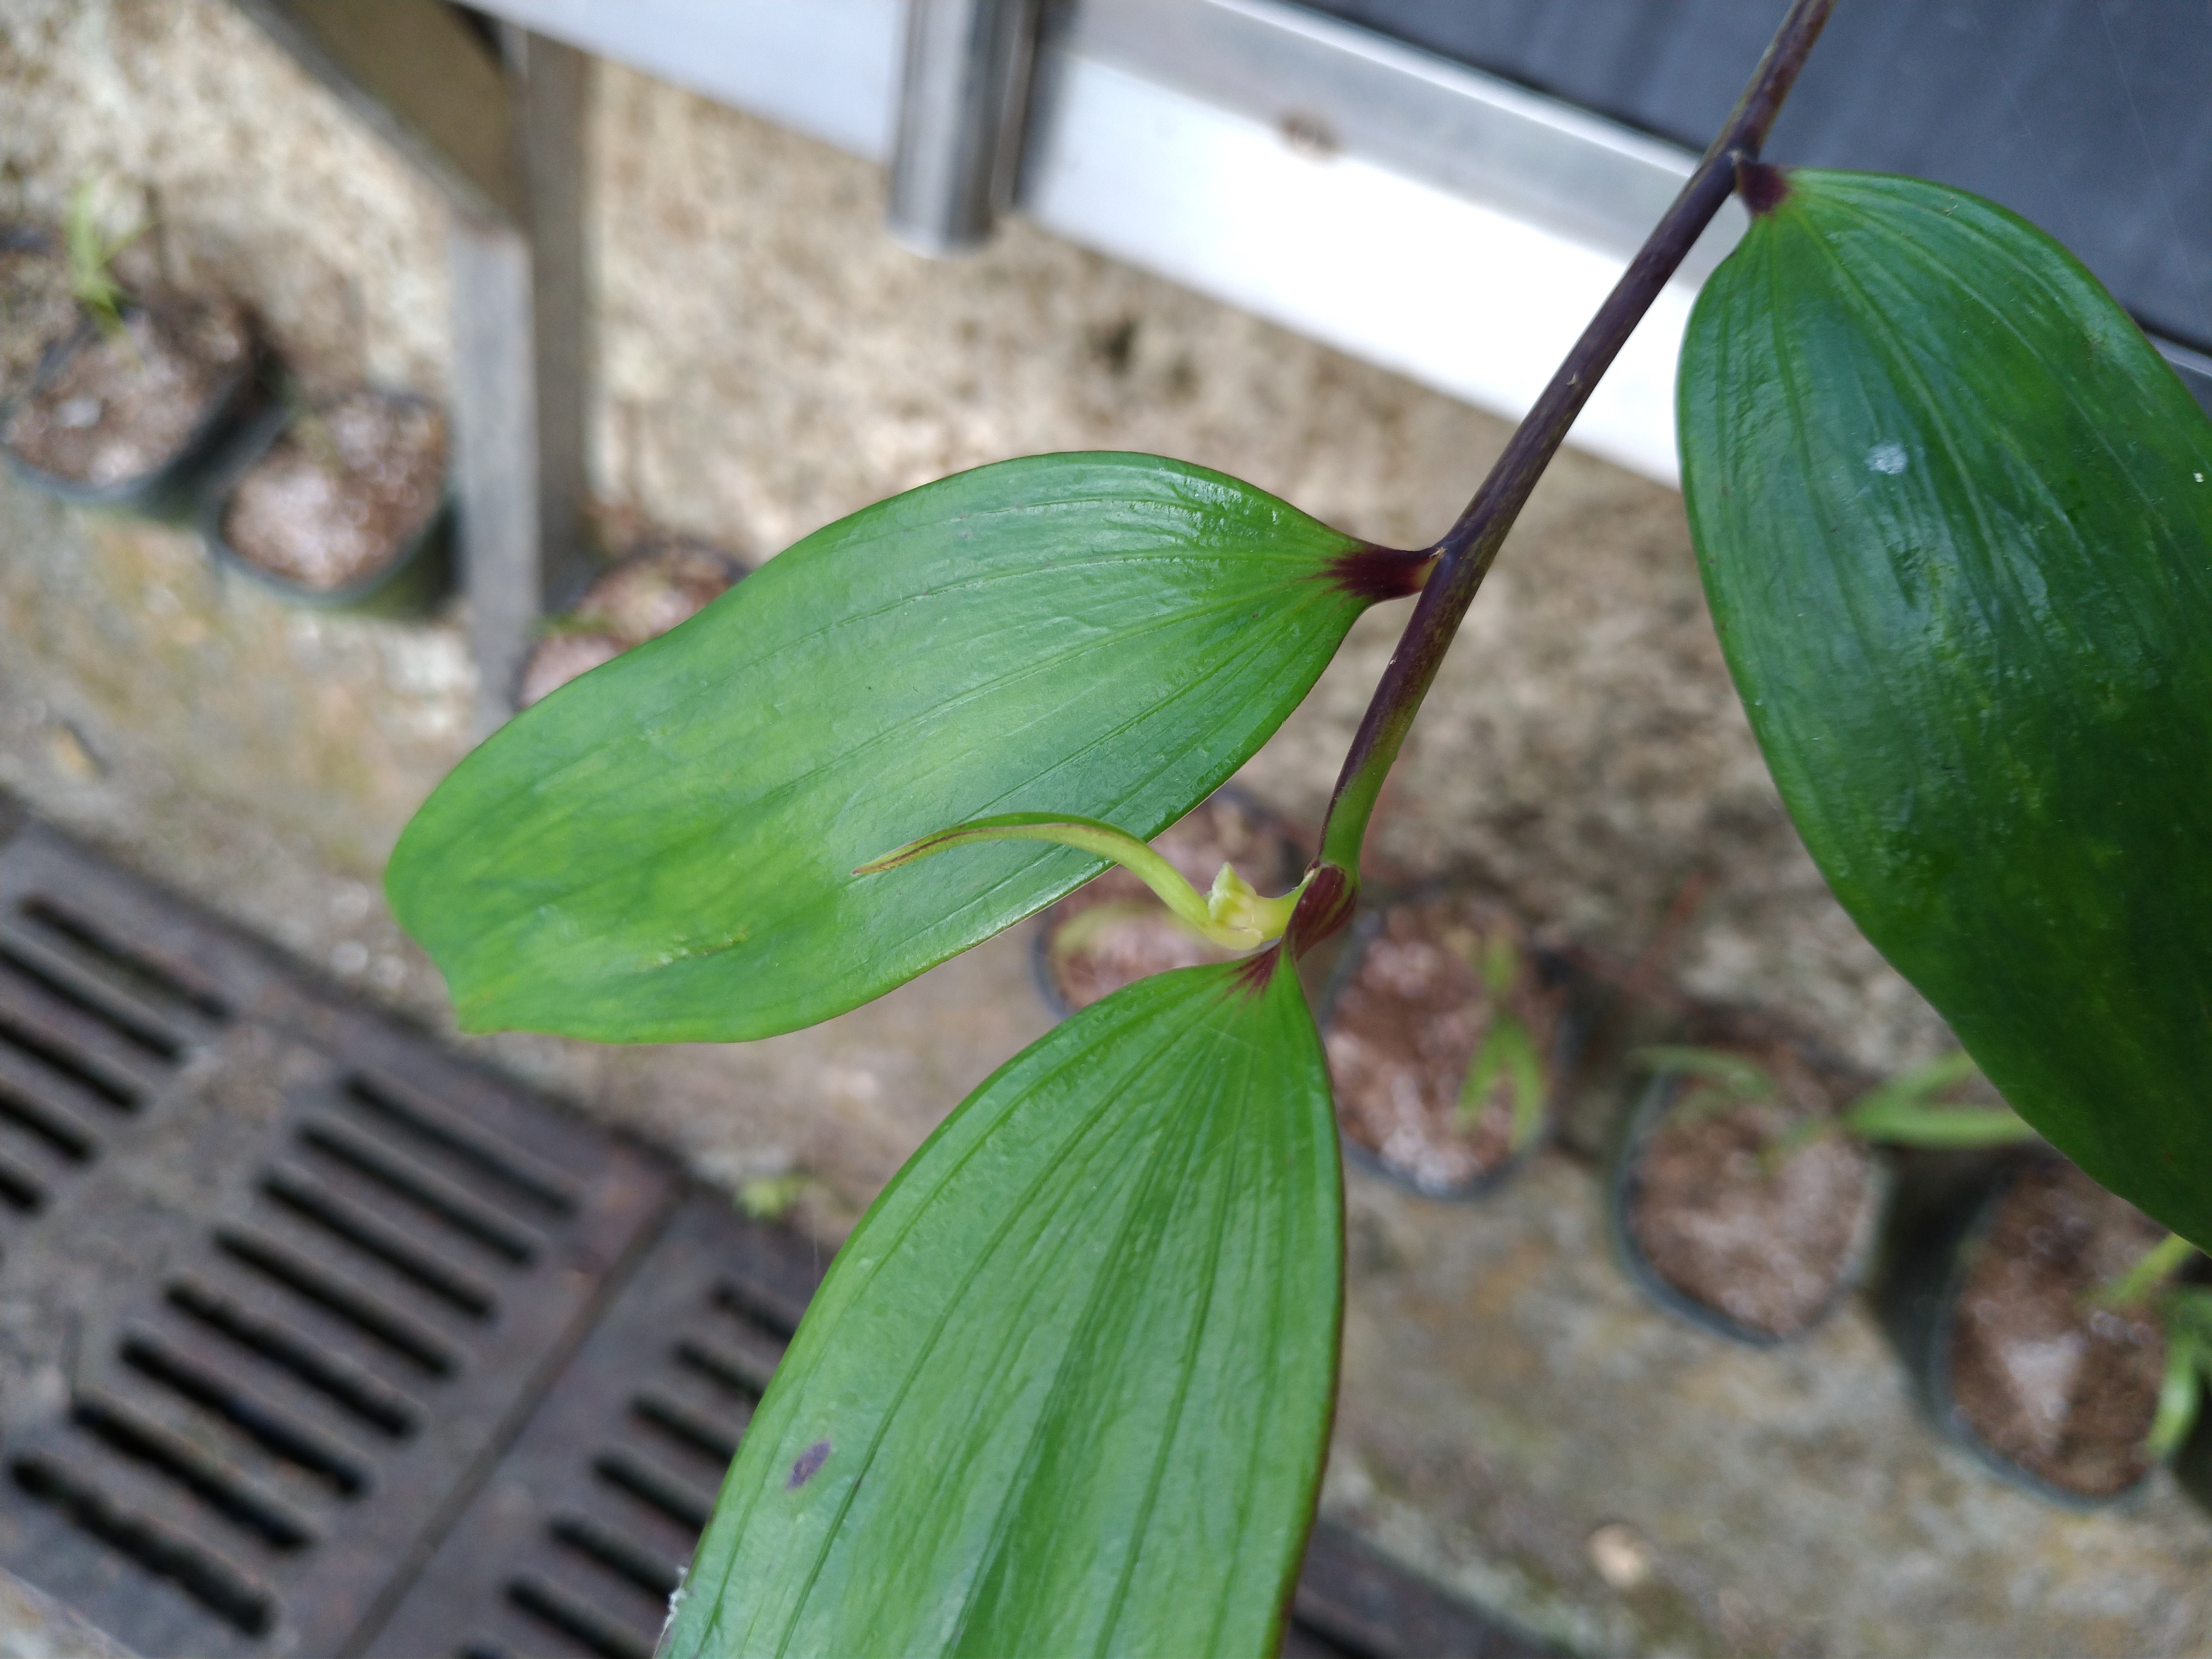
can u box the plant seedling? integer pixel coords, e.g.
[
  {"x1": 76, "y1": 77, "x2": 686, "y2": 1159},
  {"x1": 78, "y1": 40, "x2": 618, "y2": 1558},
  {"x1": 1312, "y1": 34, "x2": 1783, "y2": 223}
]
[
  {"x1": 383, "y1": 0, "x2": 2212, "y2": 1644},
  {"x1": 2097, "y1": 1233, "x2": 2212, "y2": 1463},
  {"x1": 1636, "y1": 1045, "x2": 2040, "y2": 1158},
  {"x1": 735, "y1": 1171, "x2": 812, "y2": 1224},
  {"x1": 63, "y1": 178, "x2": 141, "y2": 341},
  {"x1": 1837, "y1": 1052, "x2": 2042, "y2": 1151},
  {"x1": 1635, "y1": 1044, "x2": 1782, "y2": 1121},
  {"x1": 1452, "y1": 929, "x2": 1549, "y2": 1154}
]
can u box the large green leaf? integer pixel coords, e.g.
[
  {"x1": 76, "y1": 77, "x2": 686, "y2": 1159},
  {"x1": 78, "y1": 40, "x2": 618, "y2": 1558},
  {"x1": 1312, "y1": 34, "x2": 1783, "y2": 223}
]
[
  {"x1": 388, "y1": 453, "x2": 1395, "y2": 1041},
  {"x1": 663, "y1": 949, "x2": 1341, "y2": 1657},
  {"x1": 1679, "y1": 169, "x2": 2212, "y2": 1248}
]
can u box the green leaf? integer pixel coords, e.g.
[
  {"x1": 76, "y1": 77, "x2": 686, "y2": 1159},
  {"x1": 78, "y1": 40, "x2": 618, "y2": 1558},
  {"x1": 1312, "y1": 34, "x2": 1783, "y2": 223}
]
[
  {"x1": 2102, "y1": 1232, "x2": 2198, "y2": 1310},
  {"x1": 1459, "y1": 1013, "x2": 1547, "y2": 1150},
  {"x1": 1679, "y1": 170, "x2": 2212, "y2": 1249},
  {"x1": 663, "y1": 950, "x2": 1341, "y2": 1657},
  {"x1": 2165, "y1": 1286, "x2": 2212, "y2": 1347},
  {"x1": 1633, "y1": 1046, "x2": 1776, "y2": 1103},
  {"x1": 1839, "y1": 1052, "x2": 2039, "y2": 1149},
  {"x1": 2148, "y1": 1330, "x2": 2202, "y2": 1464},
  {"x1": 1840, "y1": 1102, "x2": 2039, "y2": 1151},
  {"x1": 388, "y1": 453, "x2": 1400, "y2": 1041}
]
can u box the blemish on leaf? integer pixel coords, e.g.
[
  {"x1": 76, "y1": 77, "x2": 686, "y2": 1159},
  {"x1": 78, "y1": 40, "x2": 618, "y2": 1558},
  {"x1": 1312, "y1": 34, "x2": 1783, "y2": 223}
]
[
  {"x1": 1866, "y1": 443, "x2": 1909, "y2": 476},
  {"x1": 787, "y1": 1440, "x2": 831, "y2": 1489}
]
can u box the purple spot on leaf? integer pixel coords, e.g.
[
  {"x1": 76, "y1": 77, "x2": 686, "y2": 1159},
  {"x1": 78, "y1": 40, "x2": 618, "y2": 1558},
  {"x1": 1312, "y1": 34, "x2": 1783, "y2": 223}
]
[{"x1": 787, "y1": 1440, "x2": 831, "y2": 1490}]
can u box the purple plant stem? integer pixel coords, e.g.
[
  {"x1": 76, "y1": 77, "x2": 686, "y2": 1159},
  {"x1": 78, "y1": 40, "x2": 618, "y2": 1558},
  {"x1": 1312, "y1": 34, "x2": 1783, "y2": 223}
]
[{"x1": 1296, "y1": 0, "x2": 1838, "y2": 946}]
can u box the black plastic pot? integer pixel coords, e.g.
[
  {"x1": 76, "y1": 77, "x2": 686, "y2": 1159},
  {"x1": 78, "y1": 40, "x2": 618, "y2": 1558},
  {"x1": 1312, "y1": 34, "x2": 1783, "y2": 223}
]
[
  {"x1": 1606, "y1": 1058, "x2": 1890, "y2": 1347},
  {"x1": 1317, "y1": 890, "x2": 1582, "y2": 1203},
  {"x1": 199, "y1": 394, "x2": 453, "y2": 618},
  {"x1": 1029, "y1": 785, "x2": 1306, "y2": 1022},
  {"x1": 2, "y1": 312, "x2": 262, "y2": 521},
  {"x1": 1874, "y1": 1154, "x2": 2153, "y2": 1511}
]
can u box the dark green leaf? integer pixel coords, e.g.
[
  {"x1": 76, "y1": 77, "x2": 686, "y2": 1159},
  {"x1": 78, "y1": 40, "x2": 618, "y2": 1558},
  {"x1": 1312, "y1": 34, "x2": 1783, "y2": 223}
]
[
  {"x1": 662, "y1": 950, "x2": 1340, "y2": 1657},
  {"x1": 388, "y1": 453, "x2": 1396, "y2": 1041},
  {"x1": 1679, "y1": 170, "x2": 2212, "y2": 1248}
]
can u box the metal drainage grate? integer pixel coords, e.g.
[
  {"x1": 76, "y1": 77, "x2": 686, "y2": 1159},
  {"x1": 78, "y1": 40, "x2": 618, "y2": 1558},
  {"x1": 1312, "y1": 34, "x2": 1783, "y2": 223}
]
[
  {"x1": 364, "y1": 1191, "x2": 1545, "y2": 1659},
  {"x1": 0, "y1": 852, "x2": 230, "y2": 1261},
  {"x1": 0, "y1": 821, "x2": 676, "y2": 1656},
  {"x1": 363, "y1": 1196, "x2": 810, "y2": 1658},
  {"x1": 0, "y1": 814, "x2": 1544, "y2": 1658}
]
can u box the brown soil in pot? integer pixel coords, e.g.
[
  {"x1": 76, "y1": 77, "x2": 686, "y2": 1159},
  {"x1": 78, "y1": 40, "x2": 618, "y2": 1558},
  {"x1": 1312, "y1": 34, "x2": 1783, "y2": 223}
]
[
  {"x1": 4, "y1": 298, "x2": 248, "y2": 487},
  {"x1": 518, "y1": 543, "x2": 743, "y2": 706},
  {"x1": 1041, "y1": 793, "x2": 1299, "y2": 1013},
  {"x1": 222, "y1": 391, "x2": 445, "y2": 592},
  {"x1": 1323, "y1": 897, "x2": 1564, "y2": 1194},
  {"x1": 1628, "y1": 1036, "x2": 1877, "y2": 1338},
  {"x1": 1946, "y1": 1161, "x2": 2166, "y2": 1498},
  {"x1": 0, "y1": 235, "x2": 77, "y2": 405}
]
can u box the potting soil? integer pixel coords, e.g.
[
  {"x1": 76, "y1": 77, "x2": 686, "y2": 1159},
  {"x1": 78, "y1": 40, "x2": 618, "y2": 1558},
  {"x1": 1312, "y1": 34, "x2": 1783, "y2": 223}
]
[
  {"x1": 4, "y1": 299, "x2": 246, "y2": 487},
  {"x1": 1628, "y1": 1051, "x2": 1875, "y2": 1336},
  {"x1": 0, "y1": 242, "x2": 78, "y2": 405},
  {"x1": 222, "y1": 390, "x2": 443, "y2": 591},
  {"x1": 1323, "y1": 899, "x2": 1560, "y2": 1194},
  {"x1": 1948, "y1": 1160, "x2": 2166, "y2": 1498}
]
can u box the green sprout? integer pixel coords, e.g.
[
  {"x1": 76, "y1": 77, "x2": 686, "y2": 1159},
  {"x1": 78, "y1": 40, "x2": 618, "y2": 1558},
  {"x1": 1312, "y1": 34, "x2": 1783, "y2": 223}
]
[
  {"x1": 2098, "y1": 1233, "x2": 2212, "y2": 1463},
  {"x1": 1451, "y1": 928, "x2": 1548, "y2": 1150},
  {"x1": 2102, "y1": 1230, "x2": 2198, "y2": 1310},
  {"x1": 1836, "y1": 1051, "x2": 2038, "y2": 1148},
  {"x1": 1635, "y1": 1045, "x2": 1781, "y2": 1119},
  {"x1": 736, "y1": 1171, "x2": 812, "y2": 1223},
  {"x1": 859, "y1": 812, "x2": 1307, "y2": 952},
  {"x1": 1459, "y1": 1014, "x2": 1547, "y2": 1150},
  {"x1": 1633, "y1": 1045, "x2": 2039, "y2": 1155},
  {"x1": 65, "y1": 178, "x2": 143, "y2": 341},
  {"x1": 278, "y1": 377, "x2": 346, "y2": 476}
]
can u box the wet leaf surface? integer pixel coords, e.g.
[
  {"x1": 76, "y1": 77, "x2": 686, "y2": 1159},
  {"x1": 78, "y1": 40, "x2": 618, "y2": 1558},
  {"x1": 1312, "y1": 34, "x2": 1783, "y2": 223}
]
[{"x1": 1680, "y1": 169, "x2": 2212, "y2": 1248}]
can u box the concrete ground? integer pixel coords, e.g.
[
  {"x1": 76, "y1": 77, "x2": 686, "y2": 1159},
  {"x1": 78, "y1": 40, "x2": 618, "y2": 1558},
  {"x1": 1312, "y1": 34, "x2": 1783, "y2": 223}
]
[{"x1": 1, "y1": 4, "x2": 2208, "y2": 1654}]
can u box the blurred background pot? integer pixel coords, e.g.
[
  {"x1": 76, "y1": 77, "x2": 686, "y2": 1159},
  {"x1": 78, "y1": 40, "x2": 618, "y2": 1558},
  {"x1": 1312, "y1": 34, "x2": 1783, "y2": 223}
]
[
  {"x1": 518, "y1": 539, "x2": 747, "y2": 706},
  {"x1": 1319, "y1": 888, "x2": 1577, "y2": 1201},
  {"x1": 201, "y1": 388, "x2": 451, "y2": 618},
  {"x1": 1877, "y1": 1154, "x2": 2165, "y2": 1509},
  {"x1": 2, "y1": 297, "x2": 259, "y2": 520},
  {"x1": 1606, "y1": 1018, "x2": 1888, "y2": 1346}
]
